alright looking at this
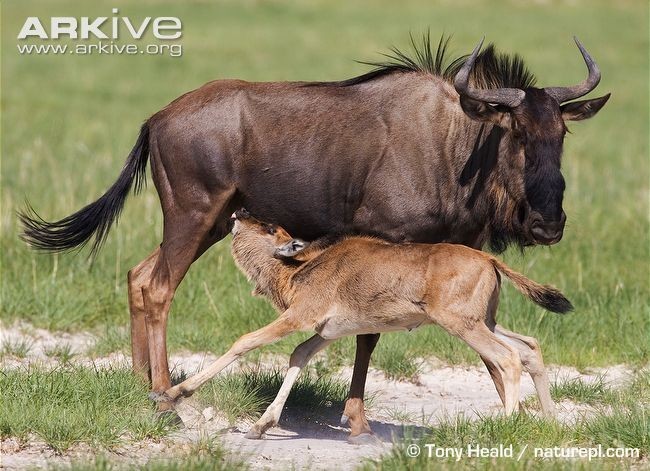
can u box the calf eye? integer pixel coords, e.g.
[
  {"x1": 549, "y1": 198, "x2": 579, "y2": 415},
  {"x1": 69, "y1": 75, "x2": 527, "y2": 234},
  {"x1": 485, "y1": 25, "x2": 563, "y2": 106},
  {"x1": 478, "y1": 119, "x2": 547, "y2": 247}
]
[{"x1": 263, "y1": 224, "x2": 276, "y2": 235}]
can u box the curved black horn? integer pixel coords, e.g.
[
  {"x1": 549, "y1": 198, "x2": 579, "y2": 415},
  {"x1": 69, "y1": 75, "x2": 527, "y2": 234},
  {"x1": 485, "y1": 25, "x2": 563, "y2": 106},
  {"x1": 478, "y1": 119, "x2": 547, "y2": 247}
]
[
  {"x1": 545, "y1": 37, "x2": 601, "y2": 103},
  {"x1": 454, "y1": 38, "x2": 526, "y2": 108}
]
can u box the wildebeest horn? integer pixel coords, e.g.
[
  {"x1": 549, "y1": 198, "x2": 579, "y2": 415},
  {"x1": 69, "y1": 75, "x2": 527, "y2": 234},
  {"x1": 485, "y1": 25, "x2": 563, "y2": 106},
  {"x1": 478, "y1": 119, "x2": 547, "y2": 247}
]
[
  {"x1": 454, "y1": 38, "x2": 526, "y2": 108},
  {"x1": 544, "y1": 37, "x2": 601, "y2": 104}
]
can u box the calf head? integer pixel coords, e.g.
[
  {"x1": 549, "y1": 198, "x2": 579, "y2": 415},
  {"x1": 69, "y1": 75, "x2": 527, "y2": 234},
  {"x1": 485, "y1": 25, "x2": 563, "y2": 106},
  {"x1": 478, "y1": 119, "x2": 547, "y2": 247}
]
[{"x1": 231, "y1": 209, "x2": 309, "y2": 259}]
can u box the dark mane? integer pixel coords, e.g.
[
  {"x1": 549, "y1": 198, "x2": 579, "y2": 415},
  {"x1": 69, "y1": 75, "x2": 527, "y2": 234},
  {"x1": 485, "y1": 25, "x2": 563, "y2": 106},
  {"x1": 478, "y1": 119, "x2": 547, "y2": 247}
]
[{"x1": 317, "y1": 32, "x2": 536, "y2": 90}]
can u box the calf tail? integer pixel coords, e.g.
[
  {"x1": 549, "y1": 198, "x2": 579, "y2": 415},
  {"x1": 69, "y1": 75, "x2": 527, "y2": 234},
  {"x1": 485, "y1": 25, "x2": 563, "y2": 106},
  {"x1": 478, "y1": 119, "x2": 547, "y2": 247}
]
[
  {"x1": 489, "y1": 257, "x2": 573, "y2": 314},
  {"x1": 19, "y1": 122, "x2": 150, "y2": 256}
]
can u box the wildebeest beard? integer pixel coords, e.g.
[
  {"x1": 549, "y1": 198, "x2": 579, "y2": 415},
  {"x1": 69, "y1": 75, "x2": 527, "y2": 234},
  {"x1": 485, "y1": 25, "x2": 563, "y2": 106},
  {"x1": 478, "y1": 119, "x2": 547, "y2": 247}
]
[{"x1": 457, "y1": 125, "x2": 527, "y2": 253}]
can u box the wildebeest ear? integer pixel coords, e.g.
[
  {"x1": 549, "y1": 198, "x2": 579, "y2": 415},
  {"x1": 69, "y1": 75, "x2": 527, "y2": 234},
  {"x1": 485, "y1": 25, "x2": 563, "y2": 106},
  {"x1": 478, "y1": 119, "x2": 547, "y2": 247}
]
[
  {"x1": 459, "y1": 96, "x2": 512, "y2": 128},
  {"x1": 274, "y1": 239, "x2": 309, "y2": 259},
  {"x1": 561, "y1": 93, "x2": 610, "y2": 121}
]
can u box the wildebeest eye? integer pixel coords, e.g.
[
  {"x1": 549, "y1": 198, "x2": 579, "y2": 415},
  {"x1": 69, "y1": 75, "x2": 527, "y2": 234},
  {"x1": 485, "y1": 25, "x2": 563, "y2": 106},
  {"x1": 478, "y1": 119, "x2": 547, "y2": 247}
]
[{"x1": 263, "y1": 224, "x2": 276, "y2": 235}]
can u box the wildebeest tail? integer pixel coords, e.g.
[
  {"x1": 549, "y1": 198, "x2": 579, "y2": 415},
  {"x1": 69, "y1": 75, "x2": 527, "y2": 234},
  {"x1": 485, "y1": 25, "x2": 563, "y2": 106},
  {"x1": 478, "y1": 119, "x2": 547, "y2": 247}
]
[
  {"x1": 19, "y1": 122, "x2": 150, "y2": 255},
  {"x1": 489, "y1": 257, "x2": 573, "y2": 314}
]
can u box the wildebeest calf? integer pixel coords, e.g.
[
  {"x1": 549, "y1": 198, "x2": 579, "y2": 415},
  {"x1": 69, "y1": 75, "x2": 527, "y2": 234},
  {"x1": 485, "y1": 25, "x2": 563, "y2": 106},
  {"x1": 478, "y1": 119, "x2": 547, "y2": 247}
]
[{"x1": 161, "y1": 209, "x2": 572, "y2": 441}]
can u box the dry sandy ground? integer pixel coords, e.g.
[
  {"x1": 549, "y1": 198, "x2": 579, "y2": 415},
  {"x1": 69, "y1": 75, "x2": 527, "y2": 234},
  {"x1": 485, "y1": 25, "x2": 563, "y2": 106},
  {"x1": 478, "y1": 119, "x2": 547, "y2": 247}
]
[{"x1": 0, "y1": 323, "x2": 635, "y2": 470}]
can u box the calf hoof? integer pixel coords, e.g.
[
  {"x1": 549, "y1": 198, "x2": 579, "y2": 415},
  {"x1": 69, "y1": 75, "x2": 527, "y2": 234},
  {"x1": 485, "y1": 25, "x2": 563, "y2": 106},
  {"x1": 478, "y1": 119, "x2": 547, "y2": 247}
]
[
  {"x1": 155, "y1": 408, "x2": 183, "y2": 427},
  {"x1": 245, "y1": 428, "x2": 264, "y2": 440},
  {"x1": 348, "y1": 432, "x2": 382, "y2": 446}
]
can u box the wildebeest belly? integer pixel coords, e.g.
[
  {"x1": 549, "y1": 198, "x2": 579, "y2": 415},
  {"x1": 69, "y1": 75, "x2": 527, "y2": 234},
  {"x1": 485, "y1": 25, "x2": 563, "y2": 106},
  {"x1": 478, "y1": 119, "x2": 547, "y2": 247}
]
[{"x1": 238, "y1": 157, "x2": 481, "y2": 244}]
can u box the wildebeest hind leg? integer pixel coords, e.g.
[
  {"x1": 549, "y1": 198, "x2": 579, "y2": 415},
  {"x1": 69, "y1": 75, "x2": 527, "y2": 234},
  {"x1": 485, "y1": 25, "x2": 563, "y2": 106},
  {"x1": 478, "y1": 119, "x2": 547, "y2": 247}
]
[
  {"x1": 128, "y1": 247, "x2": 161, "y2": 381},
  {"x1": 142, "y1": 189, "x2": 237, "y2": 414}
]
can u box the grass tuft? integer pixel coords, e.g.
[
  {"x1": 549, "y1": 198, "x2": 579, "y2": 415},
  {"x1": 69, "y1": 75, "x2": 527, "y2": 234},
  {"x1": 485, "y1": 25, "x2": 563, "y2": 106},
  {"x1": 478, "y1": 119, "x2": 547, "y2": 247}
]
[
  {"x1": 580, "y1": 405, "x2": 649, "y2": 454},
  {"x1": 1, "y1": 338, "x2": 34, "y2": 358},
  {"x1": 196, "y1": 367, "x2": 349, "y2": 424},
  {"x1": 48, "y1": 438, "x2": 247, "y2": 471},
  {"x1": 43, "y1": 343, "x2": 76, "y2": 363},
  {"x1": 0, "y1": 365, "x2": 173, "y2": 452},
  {"x1": 550, "y1": 375, "x2": 617, "y2": 405},
  {"x1": 373, "y1": 347, "x2": 422, "y2": 382}
]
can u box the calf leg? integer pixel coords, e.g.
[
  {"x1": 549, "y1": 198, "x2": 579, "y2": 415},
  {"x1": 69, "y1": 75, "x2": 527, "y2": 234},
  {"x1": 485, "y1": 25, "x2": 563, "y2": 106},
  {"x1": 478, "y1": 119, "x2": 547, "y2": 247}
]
[
  {"x1": 495, "y1": 325, "x2": 555, "y2": 417},
  {"x1": 460, "y1": 325, "x2": 522, "y2": 414},
  {"x1": 343, "y1": 333, "x2": 380, "y2": 442},
  {"x1": 246, "y1": 334, "x2": 333, "y2": 439},
  {"x1": 480, "y1": 356, "x2": 507, "y2": 407},
  {"x1": 164, "y1": 315, "x2": 300, "y2": 402}
]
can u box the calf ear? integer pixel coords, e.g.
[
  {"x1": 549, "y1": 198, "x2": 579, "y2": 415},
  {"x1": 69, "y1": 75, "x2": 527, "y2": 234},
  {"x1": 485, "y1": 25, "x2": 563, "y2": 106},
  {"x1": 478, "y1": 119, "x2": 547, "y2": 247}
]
[
  {"x1": 561, "y1": 93, "x2": 610, "y2": 121},
  {"x1": 274, "y1": 239, "x2": 309, "y2": 259},
  {"x1": 459, "y1": 96, "x2": 513, "y2": 128}
]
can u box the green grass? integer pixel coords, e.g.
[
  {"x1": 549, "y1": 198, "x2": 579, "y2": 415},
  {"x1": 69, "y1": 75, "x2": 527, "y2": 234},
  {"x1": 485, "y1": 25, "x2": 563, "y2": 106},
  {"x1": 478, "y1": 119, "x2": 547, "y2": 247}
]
[
  {"x1": 0, "y1": 362, "x2": 349, "y2": 459},
  {"x1": 550, "y1": 375, "x2": 618, "y2": 406},
  {"x1": 195, "y1": 367, "x2": 349, "y2": 424},
  {"x1": 47, "y1": 436, "x2": 247, "y2": 471},
  {"x1": 0, "y1": 365, "x2": 174, "y2": 452},
  {"x1": 367, "y1": 371, "x2": 650, "y2": 470},
  {"x1": 1, "y1": 337, "x2": 34, "y2": 358},
  {"x1": 91, "y1": 325, "x2": 132, "y2": 357},
  {"x1": 43, "y1": 342, "x2": 76, "y2": 363},
  {"x1": 1, "y1": 1, "x2": 648, "y2": 370},
  {"x1": 50, "y1": 456, "x2": 245, "y2": 471},
  {"x1": 373, "y1": 347, "x2": 423, "y2": 381},
  {"x1": 522, "y1": 375, "x2": 617, "y2": 409}
]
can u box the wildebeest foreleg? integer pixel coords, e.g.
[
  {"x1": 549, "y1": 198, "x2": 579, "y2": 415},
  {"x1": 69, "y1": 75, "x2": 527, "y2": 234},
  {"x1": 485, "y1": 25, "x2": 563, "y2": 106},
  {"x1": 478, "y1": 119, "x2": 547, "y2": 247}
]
[
  {"x1": 342, "y1": 333, "x2": 380, "y2": 443},
  {"x1": 246, "y1": 334, "x2": 333, "y2": 439}
]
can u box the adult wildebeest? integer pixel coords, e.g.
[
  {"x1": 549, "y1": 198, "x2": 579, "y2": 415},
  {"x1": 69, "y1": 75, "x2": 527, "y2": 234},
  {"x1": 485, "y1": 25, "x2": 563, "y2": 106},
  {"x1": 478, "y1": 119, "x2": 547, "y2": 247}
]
[
  {"x1": 20, "y1": 35, "x2": 608, "y2": 442},
  {"x1": 156, "y1": 210, "x2": 572, "y2": 439}
]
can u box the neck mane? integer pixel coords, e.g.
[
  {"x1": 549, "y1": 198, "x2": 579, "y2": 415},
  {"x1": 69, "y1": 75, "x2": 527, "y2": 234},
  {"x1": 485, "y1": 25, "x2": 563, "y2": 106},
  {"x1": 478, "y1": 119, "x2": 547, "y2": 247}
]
[{"x1": 315, "y1": 33, "x2": 536, "y2": 92}]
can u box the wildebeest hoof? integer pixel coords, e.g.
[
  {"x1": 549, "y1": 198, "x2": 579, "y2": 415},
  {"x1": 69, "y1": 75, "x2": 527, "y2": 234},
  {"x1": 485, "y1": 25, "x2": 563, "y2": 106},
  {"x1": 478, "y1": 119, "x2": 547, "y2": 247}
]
[
  {"x1": 155, "y1": 408, "x2": 183, "y2": 426},
  {"x1": 244, "y1": 428, "x2": 264, "y2": 440},
  {"x1": 348, "y1": 432, "x2": 382, "y2": 446},
  {"x1": 149, "y1": 391, "x2": 173, "y2": 403}
]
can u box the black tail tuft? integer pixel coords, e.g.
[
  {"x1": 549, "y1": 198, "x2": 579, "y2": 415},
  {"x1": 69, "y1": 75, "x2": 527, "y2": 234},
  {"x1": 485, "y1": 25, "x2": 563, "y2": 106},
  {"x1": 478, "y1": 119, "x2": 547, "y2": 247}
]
[
  {"x1": 533, "y1": 286, "x2": 574, "y2": 314},
  {"x1": 18, "y1": 122, "x2": 150, "y2": 256}
]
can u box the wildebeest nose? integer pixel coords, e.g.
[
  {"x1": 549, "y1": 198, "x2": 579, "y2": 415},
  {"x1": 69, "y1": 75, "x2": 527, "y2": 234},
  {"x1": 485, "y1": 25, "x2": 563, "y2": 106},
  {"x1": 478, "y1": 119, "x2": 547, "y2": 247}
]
[{"x1": 530, "y1": 215, "x2": 565, "y2": 244}]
